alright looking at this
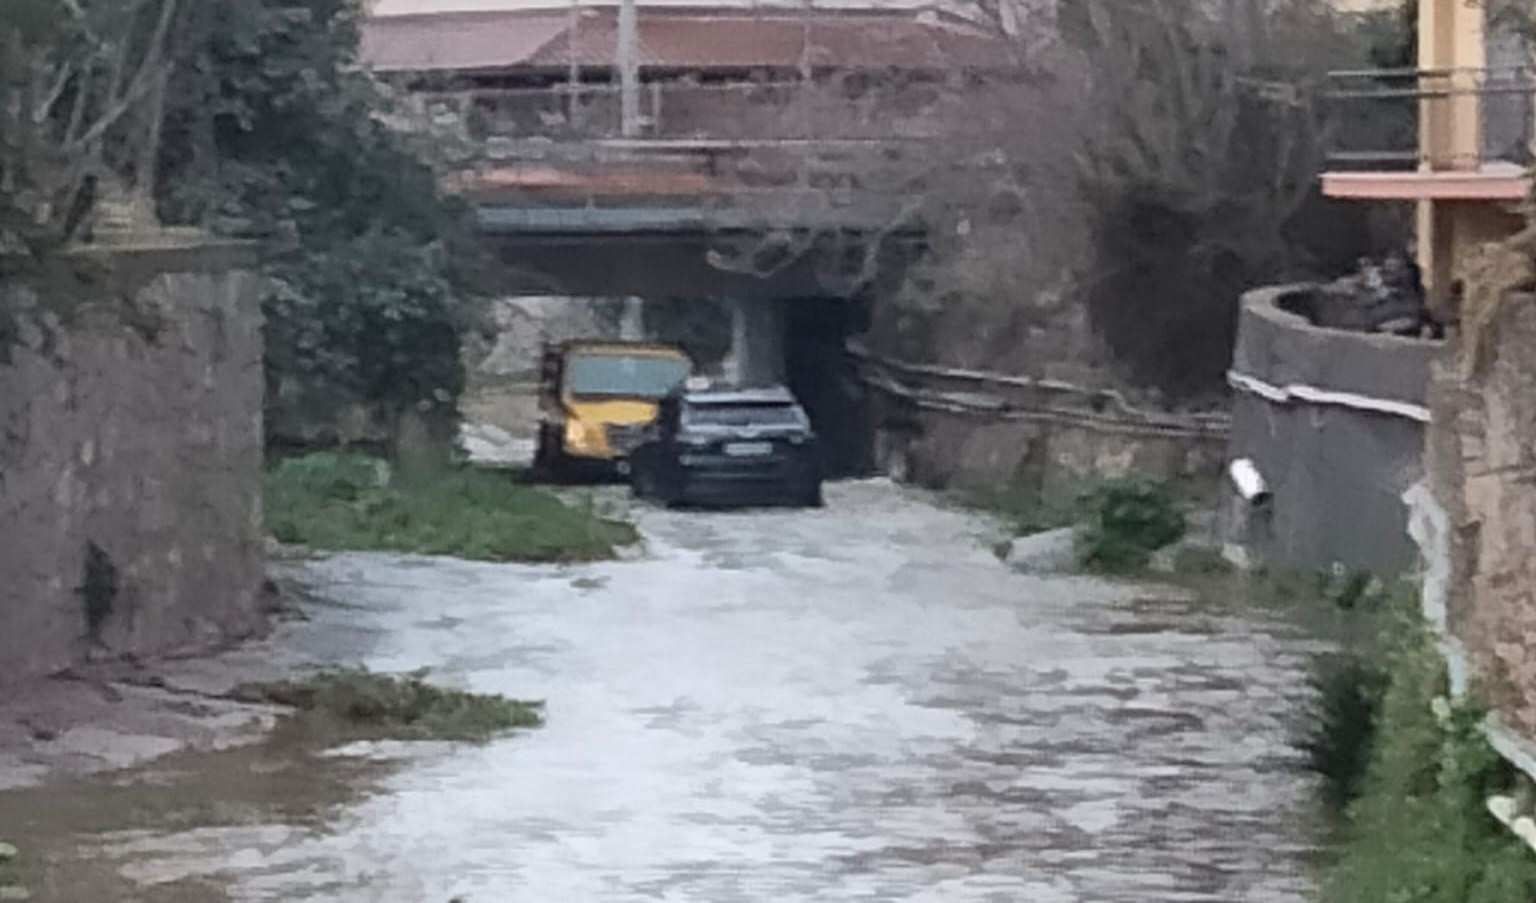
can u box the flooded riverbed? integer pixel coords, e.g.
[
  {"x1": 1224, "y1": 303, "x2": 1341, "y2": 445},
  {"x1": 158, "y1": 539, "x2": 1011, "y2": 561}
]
[{"x1": 2, "y1": 481, "x2": 1327, "y2": 902}]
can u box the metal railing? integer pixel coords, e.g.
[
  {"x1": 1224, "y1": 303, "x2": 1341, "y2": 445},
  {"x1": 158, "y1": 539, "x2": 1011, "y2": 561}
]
[
  {"x1": 387, "y1": 79, "x2": 987, "y2": 233},
  {"x1": 1326, "y1": 67, "x2": 1536, "y2": 172},
  {"x1": 402, "y1": 79, "x2": 955, "y2": 146}
]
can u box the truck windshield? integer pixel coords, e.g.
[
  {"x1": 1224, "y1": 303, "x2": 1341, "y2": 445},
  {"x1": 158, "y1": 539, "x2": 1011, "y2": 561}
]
[
  {"x1": 684, "y1": 403, "x2": 806, "y2": 428},
  {"x1": 565, "y1": 355, "x2": 689, "y2": 399}
]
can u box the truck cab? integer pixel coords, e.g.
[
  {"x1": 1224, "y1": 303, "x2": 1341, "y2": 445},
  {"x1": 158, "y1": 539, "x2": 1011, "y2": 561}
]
[{"x1": 535, "y1": 340, "x2": 692, "y2": 476}]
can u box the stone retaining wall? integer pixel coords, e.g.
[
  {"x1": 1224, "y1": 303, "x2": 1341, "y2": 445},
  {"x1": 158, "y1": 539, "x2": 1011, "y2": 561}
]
[
  {"x1": 1426, "y1": 293, "x2": 1536, "y2": 734},
  {"x1": 0, "y1": 240, "x2": 266, "y2": 687},
  {"x1": 858, "y1": 349, "x2": 1229, "y2": 508}
]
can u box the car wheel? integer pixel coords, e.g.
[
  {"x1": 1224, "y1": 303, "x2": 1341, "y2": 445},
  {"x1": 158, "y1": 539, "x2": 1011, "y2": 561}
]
[
  {"x1": 534, "y1": 428, "x2": 563, "y2": 483},
  {"x1": 631, "y1": 468, "x2": 654, "y2": 500},
  {"x1": 800, "y1": 481, "x2": 825, "y2": 509}
]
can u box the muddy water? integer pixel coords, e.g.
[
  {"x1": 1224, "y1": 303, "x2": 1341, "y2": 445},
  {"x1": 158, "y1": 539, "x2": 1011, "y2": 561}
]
[{"x1": 2, "y1": 481, "x2": 1328, "y2": 902}]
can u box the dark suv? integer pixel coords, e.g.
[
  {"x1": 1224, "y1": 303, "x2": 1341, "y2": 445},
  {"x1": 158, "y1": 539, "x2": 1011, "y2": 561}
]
[{"x1": 629, "y1": 385, "x2": 823, "y2": 508}]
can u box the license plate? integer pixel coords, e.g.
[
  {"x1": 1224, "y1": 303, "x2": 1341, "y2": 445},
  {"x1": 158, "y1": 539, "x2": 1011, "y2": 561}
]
[{"x1": 724, "y1": 441, "x2": 773, "y2": 457}]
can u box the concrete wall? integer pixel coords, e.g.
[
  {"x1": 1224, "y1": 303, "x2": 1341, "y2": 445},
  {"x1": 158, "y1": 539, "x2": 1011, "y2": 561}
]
[
  {"x1": 1226, "y1": 284, "x2": 1441, "y2": 574},
  {"x1": 1427, "y1": 294, "x2": 1536, "y2": 734},
  {"x1": 0, "y1": 240, "x2": 266, "y2": 688},
  {"x1": 722, "y1": 298, "x2": 785, "y2": 388}
]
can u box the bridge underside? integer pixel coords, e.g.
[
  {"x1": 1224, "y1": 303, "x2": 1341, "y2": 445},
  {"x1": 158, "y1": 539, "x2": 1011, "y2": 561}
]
[
  {"x1": 484, "y1": 226, "x2": 917, "y2": 302},
  {"x1": 488, "y1": 233, "x2": 824, "y2": 300}
]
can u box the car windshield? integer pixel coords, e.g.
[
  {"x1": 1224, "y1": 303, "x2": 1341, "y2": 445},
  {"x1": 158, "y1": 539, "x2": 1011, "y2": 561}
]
[
  {"x1": 684, "y1": 402, "x2": 805, "y2": 428},
  {"x1": 565, "y1": 355, "x2": 689, "y2": 399}
]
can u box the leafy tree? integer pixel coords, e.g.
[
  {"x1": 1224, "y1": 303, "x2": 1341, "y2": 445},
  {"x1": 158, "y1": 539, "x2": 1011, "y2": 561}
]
[{"x1": 157, "y1": 0, "x2": 486, "y2": 451}]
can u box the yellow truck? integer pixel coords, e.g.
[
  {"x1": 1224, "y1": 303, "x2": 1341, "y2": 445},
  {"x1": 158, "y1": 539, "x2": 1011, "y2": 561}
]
[{"x1": 535, "y1": 340, "x2": 693, "y2": 477}]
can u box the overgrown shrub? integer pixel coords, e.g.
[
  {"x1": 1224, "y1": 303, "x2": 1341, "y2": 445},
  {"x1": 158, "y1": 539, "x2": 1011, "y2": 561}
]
[
  {"x1": 1303, "y1": 653, "x2": 1391, "y2": 813},
  {"x1": 1322, "y1": 624, "x2": 1536, "y2": 903},
  {"x1": 1074, "y1": 480, "x2": 1186, "y2": 573},
  {"x1": 158, "y1": 0, "x2": 489, "y2": 453},
  {"x1": 243, "y1": 669, "x2": 543, "y2": 742},
  {"x1": 1294, "y1": 577, "x2": 1415, "y2": 813},
  {"x1": 0, "y1": 841, "x2": 21, "y2": 890},
  {"x1": 1062, "y1": 0, "x2": 1396, "y2": 398},
  {"x1": 265, "y1": 453, "x2": 638, "y2": 563}
]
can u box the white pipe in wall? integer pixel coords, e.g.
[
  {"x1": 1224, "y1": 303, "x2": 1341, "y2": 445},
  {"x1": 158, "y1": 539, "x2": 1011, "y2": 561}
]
[{"x1": 1229, "y1": 458, "x2": 1271, "y2": 505}]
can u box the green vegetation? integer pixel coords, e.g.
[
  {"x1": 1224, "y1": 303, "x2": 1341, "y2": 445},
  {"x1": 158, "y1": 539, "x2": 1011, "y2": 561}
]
[
  {"x1": 242, "y1": 669, "x2": 543, "y2": 743},
  {"x1": 972, "y1": 476, "x2": 1193, "y2": 573},
  {"x1": 1074, "y1": 480, "x2": 1186, "y2": 573},
  {"x1": 1, "y1": 0, "x2": 488, "y2": 453},
  {"x1": 166, "y1": 0, "x2": 489, "y2": 450},
  {"x1": 265, "y1": 453, "x2": 638, "y2": 563},
  {"x1": 1303, "y1": 653, "x2": 1391, "y2": 814},
  {"x1": 0, "y1": 841, "x2": 24, "y2": 899},
  {"x1": 1321, "y1": 623, "x2": 1536, "y2": 903}
]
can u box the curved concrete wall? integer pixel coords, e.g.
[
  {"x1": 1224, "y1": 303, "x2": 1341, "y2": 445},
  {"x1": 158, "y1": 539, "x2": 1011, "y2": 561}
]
[{"x1": 1227, "y1": 284, "x2": 1441, "y2": 574}]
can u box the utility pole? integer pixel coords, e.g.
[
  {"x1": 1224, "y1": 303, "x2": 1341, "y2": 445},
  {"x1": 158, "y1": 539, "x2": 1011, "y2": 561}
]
[
  {"x1": 567, "y1": 0, "x2": 581, "y2": 126},
  {"x1": 618, "y1": 0, "x2": 640, "y2": 137}
]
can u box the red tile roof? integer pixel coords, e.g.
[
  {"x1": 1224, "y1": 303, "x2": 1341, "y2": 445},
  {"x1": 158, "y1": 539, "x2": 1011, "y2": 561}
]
[
  {"x1": 454, "y1": 165, "x2": 722, "y2": 196},
  {"x1": 362, "y1": 6, "x2": 1015, "y2": 74},
  {"x1": 361, "y1": 11, "x2": 570, "y2": 73}
]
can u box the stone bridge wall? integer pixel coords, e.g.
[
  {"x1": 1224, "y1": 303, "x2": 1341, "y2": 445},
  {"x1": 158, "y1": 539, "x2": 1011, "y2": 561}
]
[
  {"x1": 1427, "y1": 293, "x2": 1536, "y2": 735},
  {"x1": 857, "y1": 347, "x2": 1230, "y2": 510},
  {"x1": 1225, "y1": 284, "x2": 1440, "y2": 574},
  {"x1": 0, "y1": 240, "x2": 266, "y2": 688}
]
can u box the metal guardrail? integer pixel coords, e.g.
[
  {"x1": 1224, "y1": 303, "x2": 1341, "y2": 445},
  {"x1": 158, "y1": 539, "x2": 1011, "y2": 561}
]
[
  {"x1": 848, "y1": 342, "x2": 1231, "y2": 441},
  {"x1": 405, "y1": 80, "x2": 954, "y2": 145},
  {"x1": 1326, "y1": 67, "x2": 1536, "y2": 171}
]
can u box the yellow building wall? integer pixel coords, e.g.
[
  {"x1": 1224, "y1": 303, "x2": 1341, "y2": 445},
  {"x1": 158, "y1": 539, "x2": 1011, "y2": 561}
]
[
  {"x1": 1423, "y1": 201, "x2": 1525, "y2": 303},
  {"x1": 1413, "y1": 0, "x2": 1526, "y2": 302}
]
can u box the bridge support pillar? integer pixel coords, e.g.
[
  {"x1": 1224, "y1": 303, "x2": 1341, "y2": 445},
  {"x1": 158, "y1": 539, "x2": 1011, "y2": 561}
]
[{"x1": 722, "y1": 298, "x2": 785, "y2": 388}]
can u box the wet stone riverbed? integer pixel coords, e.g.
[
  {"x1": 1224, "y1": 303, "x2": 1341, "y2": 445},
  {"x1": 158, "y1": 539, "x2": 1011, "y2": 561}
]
[{"x1": 2, "y1": 481, "x2": 1327, "y2": 902}]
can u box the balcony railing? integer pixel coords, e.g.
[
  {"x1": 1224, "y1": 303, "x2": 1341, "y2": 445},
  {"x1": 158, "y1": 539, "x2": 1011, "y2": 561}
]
[
  {"x1": 1325, "y1": 67, "x2": 1536, "y2": 172},
  {"x1": 392, "y1": 80, "x2": 956, "y2": 231}
]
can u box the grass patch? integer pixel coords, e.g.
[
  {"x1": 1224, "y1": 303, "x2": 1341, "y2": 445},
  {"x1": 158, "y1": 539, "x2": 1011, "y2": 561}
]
[
  {"x1": 1074, "y1": 479, "x2": 1186, "y2": 573},
  {"x1": 1321, "y1": 620, "x2": 1536, "y2": 903},
  {"x1": 0, "y1": 842, "x2": 25, "y2": 898},
  {"x1": 265, "y1": 453, "x2": 638, "y2": 563},
  {"x1": 239, "y1": 669, "x2": 544, "y2": 743},
  {"x1": 1302, "y1": 652, "x2": 1391, "y2": 814}
]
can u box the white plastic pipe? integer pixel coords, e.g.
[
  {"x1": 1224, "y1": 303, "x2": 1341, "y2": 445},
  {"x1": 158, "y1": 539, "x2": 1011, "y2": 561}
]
[{"x1": 1229, "y1": 458, "x2": 1271, "y2": 505}]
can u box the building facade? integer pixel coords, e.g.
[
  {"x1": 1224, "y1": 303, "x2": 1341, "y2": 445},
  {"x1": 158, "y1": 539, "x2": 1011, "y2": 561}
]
[{"x1": 1323, "y1": 0, "x2": 1531, "y2": 306}]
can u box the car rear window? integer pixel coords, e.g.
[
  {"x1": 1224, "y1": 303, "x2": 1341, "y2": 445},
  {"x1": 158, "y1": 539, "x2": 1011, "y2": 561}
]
[{"x1": 683, "y1": 402, "x2": 805, "y2": 428}]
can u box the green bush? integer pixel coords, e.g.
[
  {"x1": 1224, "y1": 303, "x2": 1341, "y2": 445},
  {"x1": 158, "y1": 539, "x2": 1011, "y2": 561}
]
[
  {"x1": 242, "y1": 669, "x2": 543, "y2": 742},
  {"x1": 1302, "y1": 653, "x2": 1391, "y2": 813},
  {"x1": 265, "y1": 453, "x2": 638, "y2": 563},
  {"x1": 1074, "y1": 480, "x2": 1186, "y2": 573},
  {"x1": 1322, "y1": 625, "x2": 1536, "y2": 903},
  {"x1": 0, "y1": 841, "x2": 20, "y2": 890}
]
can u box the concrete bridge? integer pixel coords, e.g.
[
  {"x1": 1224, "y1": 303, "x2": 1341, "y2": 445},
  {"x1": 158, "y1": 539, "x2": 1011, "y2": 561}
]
[{"x1": 363, "y1": 3, "x2": 1012, "y2": 392}]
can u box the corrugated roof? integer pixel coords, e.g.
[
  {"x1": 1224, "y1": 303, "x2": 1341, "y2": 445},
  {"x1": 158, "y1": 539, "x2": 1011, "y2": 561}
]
[{"x1": 361, "y1": 6, "x2": 1014, "y2": 74}]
